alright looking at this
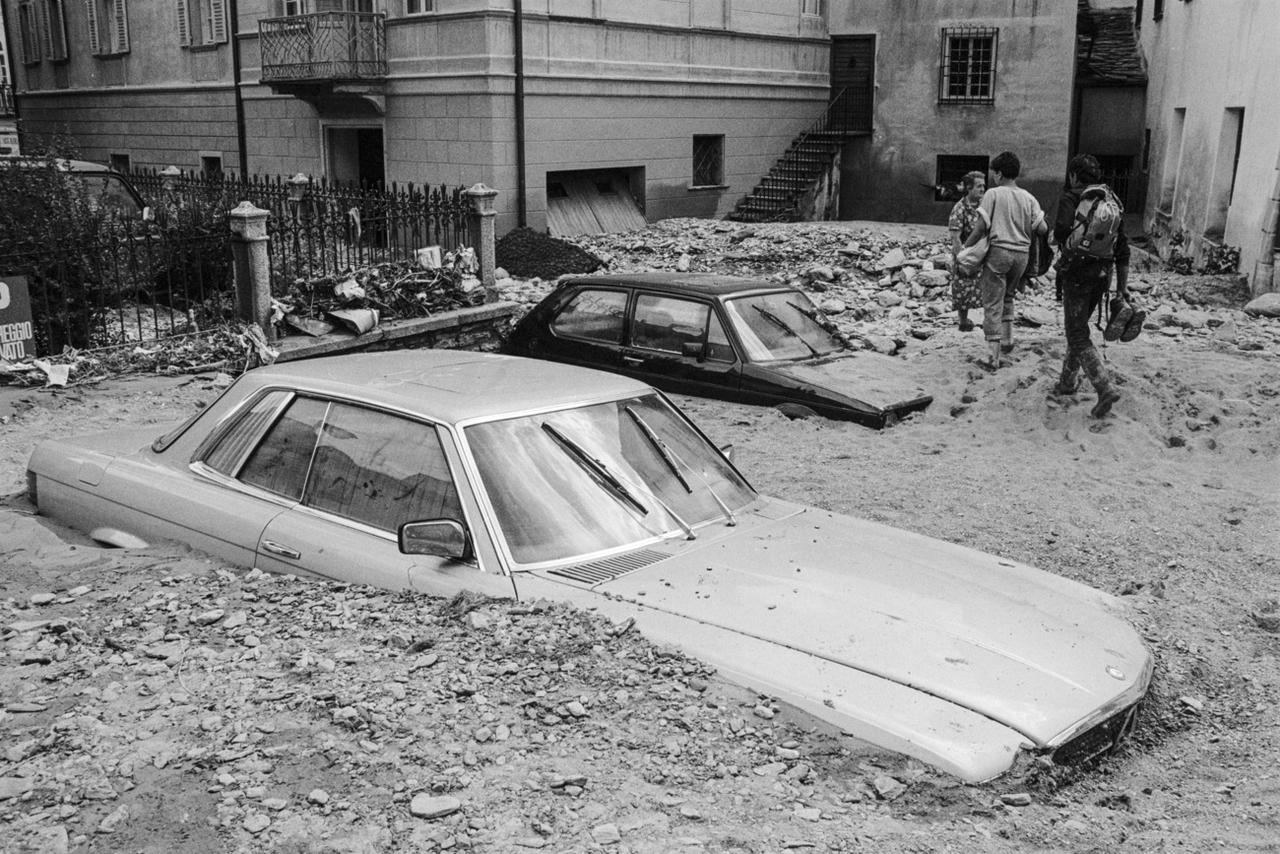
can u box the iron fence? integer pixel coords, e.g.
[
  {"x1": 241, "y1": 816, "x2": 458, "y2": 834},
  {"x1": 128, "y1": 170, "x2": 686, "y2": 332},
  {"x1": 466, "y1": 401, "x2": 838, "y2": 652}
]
[
  {"x1": 2, "y1": 221, "x2": 232, "y2": 358},
  {"x1": 127, "y1": 170, "x2": 471, "y2": 290}
]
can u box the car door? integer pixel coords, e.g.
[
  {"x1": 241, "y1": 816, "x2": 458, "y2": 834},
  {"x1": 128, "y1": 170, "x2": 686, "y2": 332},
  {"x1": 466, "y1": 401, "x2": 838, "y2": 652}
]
[
  {"x1": 244, "y1": 397, "x2": 491, "y2": 596},
  {"x1": 621, "y1": 292, "x2": 741, "y2": 398},
  {"x1": 533, "y1": 286, "x2": 630, "y2": 373}
]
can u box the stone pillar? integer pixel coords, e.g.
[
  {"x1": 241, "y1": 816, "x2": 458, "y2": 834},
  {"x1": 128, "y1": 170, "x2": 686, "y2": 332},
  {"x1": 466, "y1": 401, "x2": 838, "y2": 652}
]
[
  {"x1": 229, "y1": 201, "x2": 274, "y2": 341},
  {"x1": 466, "y1": 183, "x2": 499, "y2": 300}
]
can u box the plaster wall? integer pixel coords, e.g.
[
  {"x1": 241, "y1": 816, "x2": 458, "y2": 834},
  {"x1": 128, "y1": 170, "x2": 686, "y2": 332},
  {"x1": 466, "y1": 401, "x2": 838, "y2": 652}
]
[
  {"x1": 1139, "y1": 0, "x2": 1280, "y2": 289},
  {"x1": 828, "y1": 0, "x2": 1075, "y2": 225}
]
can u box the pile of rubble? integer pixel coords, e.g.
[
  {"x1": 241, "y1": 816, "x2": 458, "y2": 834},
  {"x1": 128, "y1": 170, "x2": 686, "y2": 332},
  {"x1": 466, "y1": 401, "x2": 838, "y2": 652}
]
[{"x1": 493, "y1": 218, "x2": 1280, "y2": 357}]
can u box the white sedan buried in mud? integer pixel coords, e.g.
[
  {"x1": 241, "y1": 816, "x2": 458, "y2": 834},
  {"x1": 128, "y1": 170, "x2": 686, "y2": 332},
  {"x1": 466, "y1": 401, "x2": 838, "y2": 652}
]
[{"x1": 25, "y1": 350, "x2": 1151, "y2": 782}]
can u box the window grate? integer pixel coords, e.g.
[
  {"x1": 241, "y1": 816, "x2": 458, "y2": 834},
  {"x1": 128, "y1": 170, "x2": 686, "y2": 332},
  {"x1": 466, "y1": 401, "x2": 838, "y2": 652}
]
[
  {"x1": 939, "y1": 26, "x2": 998, "y2": 106},
  {"x1": 692, "y1": 135, "x2": 724, "y2": 187}
]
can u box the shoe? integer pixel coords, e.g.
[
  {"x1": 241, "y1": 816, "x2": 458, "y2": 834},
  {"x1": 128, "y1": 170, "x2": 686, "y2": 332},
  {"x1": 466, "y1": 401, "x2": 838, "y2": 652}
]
[
  {"x1": 1050, "y1": 377, "x2": 1081, "y2": 396},
  {"x1": 1000, "y1": 343, "x2": 1014, "y2": 354},
  {"x1": 1091, "y1": 387, "x2": 1121, "y2": 418},
  {"x1": 1120, "y1": 308, "x2": 1146, "y2": 342},
  {"x1": 1103, "y1": 298, "x2": 1134, "y2": 342},
  {"x1": 959, "y1": 318, "x2": 975, "y2": 332}
]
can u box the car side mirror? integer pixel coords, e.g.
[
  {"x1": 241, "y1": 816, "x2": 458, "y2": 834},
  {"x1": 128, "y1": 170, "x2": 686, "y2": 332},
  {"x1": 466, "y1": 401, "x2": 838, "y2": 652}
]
[
  {"x1": 399, "y1": 519, "x2": 472, "y2": 560},
  {"x1": 720, "y1": 443, "x2": 735, "y2": 463},
  {"x1": 681, "y1": 341, "x2": 706, "y2": 361}
]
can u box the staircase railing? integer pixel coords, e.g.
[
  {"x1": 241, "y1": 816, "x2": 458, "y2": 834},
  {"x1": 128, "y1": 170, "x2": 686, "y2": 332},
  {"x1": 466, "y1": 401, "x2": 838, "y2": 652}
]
[{"x1": 730, "y1": 87, "x2": 860, "y2": 222}]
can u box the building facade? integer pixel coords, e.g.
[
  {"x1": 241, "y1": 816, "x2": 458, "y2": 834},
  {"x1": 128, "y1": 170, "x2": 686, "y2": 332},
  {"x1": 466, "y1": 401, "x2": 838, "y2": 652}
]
[
  {"x1": 5, "y1": 0, "x2": 834, "y2": 235},
  {"x1": 1136, "y1": 0, "x2": 1280, "y2": 292},
  {"x1": 827, "y1": 0, "x2": 1076, "y2": 223}
]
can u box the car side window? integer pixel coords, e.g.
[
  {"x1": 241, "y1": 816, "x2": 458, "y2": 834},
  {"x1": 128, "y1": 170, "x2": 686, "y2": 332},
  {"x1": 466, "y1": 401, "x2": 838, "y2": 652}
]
[
  {"x1": 550, "y1": 289, "x2": 628, "y2": 344},
  {"x1": 632, "y1": 294, "x2": 730, "y2": 360},
  {"x1": 301, "y1": 403, "x2": 462, "y2": 534},
  {"x1": 202, "y1": 389, "x2": 295, "y2": 476},
  {"x1": 237, "y1": 396, "x2": 329, "y2": 501}
]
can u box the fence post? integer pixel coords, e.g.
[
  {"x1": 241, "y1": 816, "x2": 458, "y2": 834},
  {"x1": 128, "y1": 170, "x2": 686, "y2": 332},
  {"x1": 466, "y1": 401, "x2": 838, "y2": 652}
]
[
  {"x1": 466, "y1": 182, "x2": 499, "y2": 300},
  {"x1": 229, "y1": 201, "x2": 275, "y2": 341}
]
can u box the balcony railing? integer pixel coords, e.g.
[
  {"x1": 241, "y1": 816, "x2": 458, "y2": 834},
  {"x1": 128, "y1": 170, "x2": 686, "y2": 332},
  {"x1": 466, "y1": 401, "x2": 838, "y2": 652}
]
[
  {"x1": 259, "y1": 12, "x2": 387, "y2": 83},
  {"x1": 0, "y1": 84, "x2": 15, "y2": 118}
]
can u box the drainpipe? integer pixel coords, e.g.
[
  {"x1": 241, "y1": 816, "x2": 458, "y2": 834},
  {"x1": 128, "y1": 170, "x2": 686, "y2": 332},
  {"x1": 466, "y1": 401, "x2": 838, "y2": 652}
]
[
  {"x1": 229, "y1": 0, "x2": 249, "y2": 177},
  {"x1": 514, "y1": 0, "x2": 527, "y2": 228},
  {"x1": 1254, "y1": 148, "x2": 1280, "y2": 295}
]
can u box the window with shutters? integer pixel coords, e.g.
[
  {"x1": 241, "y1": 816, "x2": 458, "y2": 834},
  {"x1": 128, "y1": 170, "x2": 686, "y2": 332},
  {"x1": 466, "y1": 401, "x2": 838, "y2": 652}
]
[
  {"x1": 18, "y1": 1, "x2": 41, "y2": 64},
  {"x1": 87, "y1": 0, "x2": 132, "y2": 56},
  {"x1": 405, "y1": 0, "x2": 433, "y2": 13},
  {"x1": 177, "y1": 0, "x2": 229, "y2": 47},
  {"x1": 37, "y1": 0, "x2": 70, "y2": 62}
]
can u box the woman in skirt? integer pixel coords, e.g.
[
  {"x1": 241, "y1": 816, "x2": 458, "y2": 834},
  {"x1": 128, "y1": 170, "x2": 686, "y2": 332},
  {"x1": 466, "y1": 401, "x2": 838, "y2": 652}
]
[{"x1": 948, "y1": 170, "x2": 987, "y2": 331}]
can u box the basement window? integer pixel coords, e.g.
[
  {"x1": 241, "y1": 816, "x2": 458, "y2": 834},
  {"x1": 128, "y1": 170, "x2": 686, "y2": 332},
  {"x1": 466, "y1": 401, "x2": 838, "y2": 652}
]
[
  {"x1": 935, "y1": 155, "x2": 989, "y2": 202},
  {"x1": 939, "y1": 27, "x2": 998, "y2": 106},
  {"x1": 692, "y1": 135, "x2": 725, "y2": 188}
]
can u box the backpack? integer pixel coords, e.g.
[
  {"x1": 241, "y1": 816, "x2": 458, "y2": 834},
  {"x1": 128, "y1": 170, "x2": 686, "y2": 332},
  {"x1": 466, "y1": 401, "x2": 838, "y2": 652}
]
[{"x1": 1066, "y1": 185, "x2": 1123, "y2": 260}]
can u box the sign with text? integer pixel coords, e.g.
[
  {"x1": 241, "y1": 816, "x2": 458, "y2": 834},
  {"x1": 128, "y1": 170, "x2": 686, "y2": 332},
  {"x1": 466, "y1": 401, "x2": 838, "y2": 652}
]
[{"x1": 0, "y1": 275, "x2": 37, "y2": 361}]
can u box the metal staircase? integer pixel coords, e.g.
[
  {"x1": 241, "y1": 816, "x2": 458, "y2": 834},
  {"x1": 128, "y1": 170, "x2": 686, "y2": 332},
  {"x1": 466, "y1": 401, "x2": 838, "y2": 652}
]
[{"x1": 727, "y1": 88, "x2": 867, "y2": 223}]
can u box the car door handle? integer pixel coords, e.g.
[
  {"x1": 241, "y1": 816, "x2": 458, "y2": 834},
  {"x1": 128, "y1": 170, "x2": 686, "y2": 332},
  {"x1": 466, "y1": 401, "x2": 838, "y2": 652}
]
[
  {"x1": 261, "y1": 540, "x2": 301, "y2": 560},
  {"x1": 622, "y1": 355, "x2": 644, "y2": 366}
]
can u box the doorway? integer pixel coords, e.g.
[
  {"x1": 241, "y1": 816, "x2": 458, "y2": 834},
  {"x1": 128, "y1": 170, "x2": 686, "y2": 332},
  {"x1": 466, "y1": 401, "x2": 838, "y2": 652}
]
[
  {"x1": 326, "y1": 126, "x2": 385, "y2": 189},
  {"x1": 830, "y1": 35, "x2": 875, "y2": 133}
]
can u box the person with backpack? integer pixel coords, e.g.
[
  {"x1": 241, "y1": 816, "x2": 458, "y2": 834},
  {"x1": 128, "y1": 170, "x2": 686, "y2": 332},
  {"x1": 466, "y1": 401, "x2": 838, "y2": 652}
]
[
  {"x1": 961, "y1": 151, "x2": 1048, "y2": 370},
  {"x1": 1050, "y1": 153, "x2": 1132, "y2": 418}
]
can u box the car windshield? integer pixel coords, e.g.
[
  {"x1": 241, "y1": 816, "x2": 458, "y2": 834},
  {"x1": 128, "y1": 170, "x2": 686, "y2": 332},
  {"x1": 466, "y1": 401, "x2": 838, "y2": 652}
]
[
  {"x1": 465, "y1": 393, "x2": 755, "y2": 567},
  {"x1": 73, "y1": 174, "x2": 144, "y2": 218},
  {"x1": 723, "y1": 291, "x2": 844, "y2": 361}
]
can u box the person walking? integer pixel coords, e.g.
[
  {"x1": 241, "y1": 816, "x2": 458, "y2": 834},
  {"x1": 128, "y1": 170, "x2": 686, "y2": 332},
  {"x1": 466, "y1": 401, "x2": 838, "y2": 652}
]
[
  {"x1": 1050, "y1": 153, "x2": 1130, "y2": 417},
  {"x1": 962, "y1": 151, "x2": 1048, "y2": 370},
  {"x1": 947, "y1": 171, "x2": 986, "y2": 331}
]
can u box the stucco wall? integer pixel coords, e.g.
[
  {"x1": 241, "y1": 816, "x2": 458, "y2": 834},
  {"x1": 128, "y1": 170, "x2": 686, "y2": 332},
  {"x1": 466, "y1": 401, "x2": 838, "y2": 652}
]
[
  {"x1": 828, "y1": 0, "x2": 1075, "y2": 225},
  {"x1": 1139, "y1": 0, "x2": 1280, "y2": 290}
]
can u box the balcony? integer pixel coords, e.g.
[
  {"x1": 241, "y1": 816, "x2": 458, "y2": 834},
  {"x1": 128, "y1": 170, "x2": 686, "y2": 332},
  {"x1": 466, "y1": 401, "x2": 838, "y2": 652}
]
[
  {"x1": 259, "y1": 12, "x2": 387, "y2": 109},
  {"x1": 1, "y1": 84, "x2": 14, "y2": 118}
]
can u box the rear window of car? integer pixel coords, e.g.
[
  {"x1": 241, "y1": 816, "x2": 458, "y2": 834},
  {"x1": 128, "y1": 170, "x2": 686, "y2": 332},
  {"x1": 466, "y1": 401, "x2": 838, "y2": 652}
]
[{"x1": 550, "y1": 288, "x2": 628, "y2": 344}]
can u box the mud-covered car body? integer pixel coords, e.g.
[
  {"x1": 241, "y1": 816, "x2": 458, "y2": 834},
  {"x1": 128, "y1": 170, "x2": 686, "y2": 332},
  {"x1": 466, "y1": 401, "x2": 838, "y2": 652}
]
[
  {"x1": 505, "y1": 273, "x2": 932, "y2": 428},
  {"x1": 25, "y1": 351, "x2": 1150, "y2": 782}
]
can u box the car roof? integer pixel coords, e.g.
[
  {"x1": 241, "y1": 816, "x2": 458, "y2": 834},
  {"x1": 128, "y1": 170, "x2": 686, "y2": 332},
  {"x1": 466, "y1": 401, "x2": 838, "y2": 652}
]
[
  {"x1": 563, "y1": 272, "x2": 789, "y2": 297},
  {"x1": 247, "y1": 350, "x2": 653, "y2": 424},
  {"x1": 0, "y1": 155, "x2": 117, "y2": 174}
]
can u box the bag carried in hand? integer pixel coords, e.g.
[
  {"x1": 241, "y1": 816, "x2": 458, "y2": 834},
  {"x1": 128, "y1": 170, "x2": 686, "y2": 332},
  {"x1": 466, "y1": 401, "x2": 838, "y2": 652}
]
[
  {"x1": 1066, "y1": 185, "x2": 1123, "y2": 260},
  {"x1": 956, "y1": 237, "x2": 989, "y2": 277}
]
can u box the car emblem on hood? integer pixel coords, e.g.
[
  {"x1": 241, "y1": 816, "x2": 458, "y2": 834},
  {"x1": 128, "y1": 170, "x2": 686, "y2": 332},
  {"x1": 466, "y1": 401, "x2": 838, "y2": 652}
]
[{"x1": 1106, "y1": 665, "x2": 1126, "y2": 680}]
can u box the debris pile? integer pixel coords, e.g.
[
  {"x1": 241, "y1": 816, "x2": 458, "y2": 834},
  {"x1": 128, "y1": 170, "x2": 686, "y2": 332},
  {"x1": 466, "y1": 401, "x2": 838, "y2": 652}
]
[{"x1": 495, "y1": 227, "x2": 603, "y2": 280}]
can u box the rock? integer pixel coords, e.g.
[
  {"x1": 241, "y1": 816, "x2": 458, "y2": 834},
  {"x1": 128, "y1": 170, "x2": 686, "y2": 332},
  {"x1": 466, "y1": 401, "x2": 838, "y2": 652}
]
[
  {"x1": 875, "y1": 291, "x2": 904, "y2": 307},
  {"x1": 1018, "y1": 306, "x2": 1056, "y2": 327},
  {"x1": 199, "y1": 715, "x2": 224, "y2": 732},
  {"x1": 915, "y1": 269, "x2": 950, "y2": 289},
  {"x1": 243, "y1": 814, "x2": 270, "y2": 834},
  {"x1": 565, "y1": 700, "x2": 588, "y2": 718},
  {"x1": 1179, "y1": 696, "x2": 1205, "y2": 712},
  {"x1": 0, "y1": 777, "x2": 34, "y2": 799},
  {"x1": 753, "y1": 762, "x2": 788, "y2": 776},
  {"x1": 679, "y1": 804, "x2": 703, "y2": 820},
  {"x1": 676, "y1": 254, "x2": 692, "y2": 272},
  {"x1": 784, "y1": 763, "x2": 811, "y2": 782},
  {"x1": 795, "y1": 807, "x2": 822, "y2": 822},
  {"x1": 866, "y1": 335, "x2": 897, "y2": 355},
  {"x1": 1244, "y1": 293, "x2": 1280, "y2": 317},
  {"x1": 410, "y1": 794, "x2": 461, "y2": 819},
  {"x1": 29, "y1": 593, "x2": 56, "y2": 606},
  {"x1": 1001, "y1": 792, "x2": 1032, "y2": 807},
  {"x1": 1175, "y1": 309, "x2": 1214, "y2": 329},
  {"x1": 591, "y1": 823, "x2": 622, "y2": 845},
  {"x1": 1212, "y1": 319, "x2": 1238, "y2": 344},
  {"x1": 818, "y1": 298, "x2": 847, "y2": 315},
  {"x1": 752, "y1": 704, "x2": 775, "y2": 720},
  {"x1": 97, "y1": 805, "x2": 129, "y2": 833},
  {"x1": 809, "y1": 265, "x2": 836, "y2": 282},
  {"x1": 191, "y1": 609, "x2": 225, "y2": 626},
  {"x1": 307, "y1": 788, "x2": 330, "y2": 805},
  {"x1": 222, "y1": 611, "x2": 248, "y2": 630},
  {"x1": 878, "y1": 248, "x2": 907, "y2": 270},
  {"x1": 467, "y1": 611, "x2": 491, "y2": 629},
  {"x1": 873, "y1": 775, "x2": 906, "y2": 800}
]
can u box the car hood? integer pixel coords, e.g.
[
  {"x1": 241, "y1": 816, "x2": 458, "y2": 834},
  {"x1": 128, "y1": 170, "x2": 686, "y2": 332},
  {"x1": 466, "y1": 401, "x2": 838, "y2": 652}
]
[
  {"x1": 765, "y1": 352, "x2": 932, "y2": 412},
  {"x1": 537, "y1": 501, "x2": 1150, "y2": 750}
]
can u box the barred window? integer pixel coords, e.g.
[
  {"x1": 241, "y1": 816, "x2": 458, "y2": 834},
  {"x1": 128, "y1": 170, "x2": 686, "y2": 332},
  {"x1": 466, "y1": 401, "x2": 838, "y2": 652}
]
[
  {"x1": 801, "y1": 0, "x2": 823, "y2": 15},
  {"x1": 177, "y1": 0, "x2": 229, "y2": 47},
  {"x1": 939, "y1": 27, "x2": 998, "y2": 106},
  {"x1": 692, "y1": 135, "x2": 724, "y2": 187},
  {"x1": 87, "y1": 0, "x2": 132, "y2": 56}
]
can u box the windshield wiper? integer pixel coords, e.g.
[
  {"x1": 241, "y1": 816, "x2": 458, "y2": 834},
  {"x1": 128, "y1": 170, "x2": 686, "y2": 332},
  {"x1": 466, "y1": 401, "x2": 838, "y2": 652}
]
[
  {"x1": 752, "y1": 304, "x2": 820, "y2": 357},
  {"x1": 625, "y1": 406, "x2": 738, "y2": 528},
  {"x1": 542, "y1": 423, "x2": 648, "y2": 517}
]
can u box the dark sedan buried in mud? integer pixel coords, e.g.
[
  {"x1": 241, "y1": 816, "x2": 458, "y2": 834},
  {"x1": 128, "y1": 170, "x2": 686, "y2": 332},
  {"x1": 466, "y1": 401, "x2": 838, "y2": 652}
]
[
  {"x1": 25, "y1": 350, "x2": 1150, "y2": 782},
  {"x1": 505, "y1": 272, "x2": 932, "y2": 428}
]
